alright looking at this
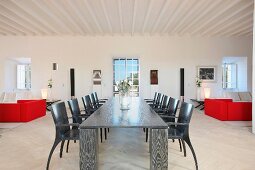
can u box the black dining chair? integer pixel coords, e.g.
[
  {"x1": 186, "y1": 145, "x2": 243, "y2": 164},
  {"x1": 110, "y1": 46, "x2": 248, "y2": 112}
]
[
  {"x1": 91, "y1": 93, "x2": 102, "y2": 108},
  {"x1": 149, "y1": 93, "x2": 161, "y2": 108},
  {"x1": 46, "y1": 101, "x2": 79, "y2": 170},
  {"x1": 158, "y1": 97, "x2": 182, "y2": 151},
  {"x1": 66, "y1": 98, "x2": 90, "y2": 153},
  {"x1": 159, "y1": 97, "x2": 180, "y2": 122},
  {"x1": 94, "y1": 92, "x2": 107, "y2": 104},
  {"x1": 82, "y1": 95, "x2": 97, "y2": 114},
  {"x1": 166, "y1": 102, "x2": 198, "y2": 170},
  {"x1": 145, "y1": 92, "x2": 157, "y2": 102},
  {"x1": 82, "y1": 95, "x2": 107, "y2": 142},
  {"x1": 154, "y1": 95, "x2": 169, "y2": 112}
]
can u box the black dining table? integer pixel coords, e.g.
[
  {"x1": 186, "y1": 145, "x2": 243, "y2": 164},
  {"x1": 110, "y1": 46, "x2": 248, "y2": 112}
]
[{"x1": 79, "y1": 97, "x2": 168, "y2": 170}]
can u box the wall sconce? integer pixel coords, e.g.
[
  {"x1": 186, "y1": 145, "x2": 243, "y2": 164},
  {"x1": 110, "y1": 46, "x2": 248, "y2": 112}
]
[
  {"x1": 41, "y1": 89, "x2": 48, "y2": 99},
  {"x1": 204, "y1": 88, "x2": 211, "y2": 98},
  {"x1": 53, "y1": 63, "x2": 58, "y2": 70}
]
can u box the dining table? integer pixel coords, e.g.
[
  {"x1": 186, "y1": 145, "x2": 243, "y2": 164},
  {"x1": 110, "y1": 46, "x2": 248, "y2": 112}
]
[{"x1": 79, "y1": 97, "x2": 168, "y2": 170}]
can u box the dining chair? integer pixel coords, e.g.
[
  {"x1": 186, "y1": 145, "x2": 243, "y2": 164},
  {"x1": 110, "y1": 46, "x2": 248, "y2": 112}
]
[
  {"x1": 46, "y1": 101, "x2": 79, "y2": 170},
  {"x1": 145, "y1": 92, "x2": 157, "y2": 102},
  {"x1": 149, "y1": 93, "x2": 161, "y2": 108},
  {"x1": 154, "y1": 95, "x2": 169, "y2": 112},
  {"x1": 82, "y1": 95, "x2": 97, "y2": 114},
  {"x1": 166, "y1": 102, "x2": 198, "y2": 170},
  {"x1": 66, "y1": 98, "x2": 90, "y2": 152},
  {"x1": 82, "y1": 95, "x2": 108, "y2": 142},
  {"x1": 94, "y1": 92, "x2": 108, "y2": 104},
  {"x1": 91, "y1": 93, "x2": 102, "y2": 108},
  {"x1": 159, "y1": 97, "x2": 180, "y2": 122}
]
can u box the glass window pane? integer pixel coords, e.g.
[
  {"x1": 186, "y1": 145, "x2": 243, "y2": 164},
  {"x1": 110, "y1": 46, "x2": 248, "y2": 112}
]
[
  {"x1": 133, "y1": 79, "x2": 139, "y2": 85},
  {"x1": 113, "y1": 58, "x2": 139, "y2": 96},
  {"x1": 132, "y1": 59, "x2": 138, "y2": 65},
  {"x1": 127, "y1": 59, "x2": 132, "y2": 66}
]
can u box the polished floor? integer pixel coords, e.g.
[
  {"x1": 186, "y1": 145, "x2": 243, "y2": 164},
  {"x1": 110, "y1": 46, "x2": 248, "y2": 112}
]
[{"x1": 0, "y1": 109, "x2": 255, "y2": 170}]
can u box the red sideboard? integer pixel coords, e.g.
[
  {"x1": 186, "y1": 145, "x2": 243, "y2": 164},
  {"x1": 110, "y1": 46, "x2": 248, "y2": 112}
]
[
  {"x1": 204, "y1": 99, "x2": 252, "y2": 121},
  {"x1": 0, "y1": 100, "x2": 46, "y2": 122}
]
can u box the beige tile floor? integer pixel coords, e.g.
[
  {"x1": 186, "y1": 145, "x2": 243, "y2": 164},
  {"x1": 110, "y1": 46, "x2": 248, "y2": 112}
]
[{"x1": 0, "y1": 109, "x2": 255, "y2": 170}]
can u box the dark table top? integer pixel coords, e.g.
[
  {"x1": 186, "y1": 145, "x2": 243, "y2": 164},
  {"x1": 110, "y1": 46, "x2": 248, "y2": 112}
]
[
  {"x1": 80, "y1": 97, "x2": 168, "y2": 129},
  {"x1": 190, "y1": 99, "x2": 204, "y2": 103}
]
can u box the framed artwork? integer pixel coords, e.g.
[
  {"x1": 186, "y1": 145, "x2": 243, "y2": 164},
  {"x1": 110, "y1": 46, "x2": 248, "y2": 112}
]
[
  {"x1": 150, "y1": 70, "x2": 158, "y2": 85},
  {"x1": 197, "y1": 66, "x2": 216, "y2": 82},
  {"x1": 93, "y1": 70, "x2": 102, "y2": 85}
]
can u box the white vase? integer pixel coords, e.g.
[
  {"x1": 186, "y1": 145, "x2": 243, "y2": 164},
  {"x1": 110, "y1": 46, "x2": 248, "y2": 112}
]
[
  {"x1": 119, "y1": 93, "x2": 130, "y2": 110},
  {"x1": 196, "y1": 87, "x2": 201, "y2": 101}
]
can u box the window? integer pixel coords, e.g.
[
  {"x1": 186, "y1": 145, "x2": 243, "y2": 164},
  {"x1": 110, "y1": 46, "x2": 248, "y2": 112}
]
[
  {"x1": 113, "y1": 58, "x2": 139, "y2": 96},
  {"x1": 222, "y1": 63, "x2": 237, "y2": 89},
  {"x1": 17, "y1": 64, "x2": 31, "y2": 90}
]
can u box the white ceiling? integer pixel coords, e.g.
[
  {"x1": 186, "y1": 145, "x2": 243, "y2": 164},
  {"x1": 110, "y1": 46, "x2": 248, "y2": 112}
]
[{"x1": 0, "y1": 0, "x2": 253, "y2": 37}]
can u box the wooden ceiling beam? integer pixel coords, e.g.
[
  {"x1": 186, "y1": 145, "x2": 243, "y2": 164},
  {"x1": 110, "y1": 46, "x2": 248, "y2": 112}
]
[
  {"x1": 32, "y1": 0, "x2": 71, "y2": 35},
  {"x1": 191, "y1": 0, "x2": 241, "y2": 35},
  {"x1": 118, "y1": 0, "x2": 124, "y2": 34},
  {"x1": 151, "y1": 0, "x2": 170, "y2": 34},
  {"x1": 171, "y1": 0, "x2": 206, "y2": 34},
  {"x1": 7, "y1": 0, "x2": 52, "y2": 35},
  {"x1": 217, "y1": 18, "x2": 252, "y2": 36},
  {"x1": 161, "y1": 0, "x2": 189, "y2": 34},
  {"x1": 100, "y1": 0, "x2": 113, "y2": 35},
  {"x1": 142, "y1": 0, "x2": 153, "y2": 34},
  {"x1": 210, "y1": 11, "x2": 253, "y2": 36},
  {"x1": 202, "y1": 1, "x2": 253, "y2": 36},
  {"x1": 50, "y1": 0, "x2": 85, "y2": 35},
  {"x1": 179, "y1": 0, "x2": 222, "y2": 35},
  {"x1": 83, "y1": 0, "x2": 103, "y2": 34},
  {"x1": 131, "y1": 0, "x2": 137, "y2": 36}
]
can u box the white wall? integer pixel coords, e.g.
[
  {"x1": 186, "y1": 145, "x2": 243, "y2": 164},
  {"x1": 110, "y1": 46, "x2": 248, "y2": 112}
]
[
  {"x1": 4, "y1": 59, "x2": 17, "y2": 92},
  {"x1": 0, "y1": 36, "x2": 252, "y2": 102}
]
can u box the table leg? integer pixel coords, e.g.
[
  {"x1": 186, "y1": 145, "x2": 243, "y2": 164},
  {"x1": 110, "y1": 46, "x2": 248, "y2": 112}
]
[
  {"x1": 150, "y1": 128, "x2": 168, "y2": 170},
  {"x1": 80, "y1": 128, "x2": 99, "y2": 170}
]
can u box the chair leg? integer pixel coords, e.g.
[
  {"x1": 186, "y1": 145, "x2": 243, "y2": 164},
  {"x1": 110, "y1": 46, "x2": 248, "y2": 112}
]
[
  {"x1": 143, "y1": 128, "x2": 145, "y2": 132},
  {"x1": 181, "y1": 139, "x2": 186, "y2": 157},
  {"x1": 104, "y1": 128, "x2": 107, "y2": 140},
  {"x1": 66, "y1": 140, "x2": 70, "y2": 153},
  {"x1": 146, "y1": 128, "x2": 148, "y2": 142},
  {"x1": 60, "y1": 140, "x2": 65, "y2": 158},
  {"x1": 46, "y1": 139, "x2": 60, "y2": 170},
  {"x1": 172, "y1": 139, "x2": 175, "y2": 142},
  {"x1": 178, "y1": 139, "x2": 182, "y2": 152},
  {"x1": 184, "y1": 137, "x2": 198, "y2": 170},
  {"x1": 100, "y1": 128, "x2": 103, "y2": 143},
  {"x1": 108, "y1": 128, "x2": 109, "y2": 132},
  {"x1": 74, "y1": 140, "x2": 76, "y2": 143}
]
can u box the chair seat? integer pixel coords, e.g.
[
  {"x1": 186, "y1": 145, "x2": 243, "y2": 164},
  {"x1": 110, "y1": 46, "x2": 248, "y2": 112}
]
[
  {"x1": 154, "y1": 108, "x2": 167, "y2": 113},
  {"x1": 63, "y1": 129, "x2": 79, "y2": 140},
  {"x1": 168, "y1": 127, "x2": 184, "y2": 139},
  {"x1": 161, "y1": 116, "x2": 175, "y2": 122}
]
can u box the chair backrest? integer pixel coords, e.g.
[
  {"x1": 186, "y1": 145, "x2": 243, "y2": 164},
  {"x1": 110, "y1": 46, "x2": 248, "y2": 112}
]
[
  {"x1": 153, "y1": 92, "x2": 158, "y2": 101},
  {"x1": 85, "y1": 95, "x2": 93, "y2": 108},
  {"x1": 67, "y1": 98, "x2": 82, "y2": 124},
  {"x1": 161, "y1": 95, "x2": 169, "y2": 109},
  {"x1": 82, "y1": 95, "x2": 95, "y2": 114},
  {"x1": 155, "y1": 93, "x2": 161, "y2": 105},
  {"x1": 167, "y1": 97, "x2": 179, "y2": 116},
  {"x1": 51, "y1": 101, "x2": 70, "y2": 137},
  {"x1": 94, "y1": 92, "x2": 100, "y2": 104},
  {"x1": 177, "y1": 102, "x2": 194, "y2": 133},
  {"x1": 90, "y1": 93, "x2": 97, "y2": 107},
  {"x1": 159, "y1": 94, "x2": 165, "y2": 107}
]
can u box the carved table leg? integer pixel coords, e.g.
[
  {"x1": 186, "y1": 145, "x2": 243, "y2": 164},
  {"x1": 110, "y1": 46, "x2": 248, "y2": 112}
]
[
  {"x1": 150, "y1": 128, "x2": 168, "y2": 170},
  {"x1": 80, "y1": 128, "x2": 99, "y2": 170}
]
